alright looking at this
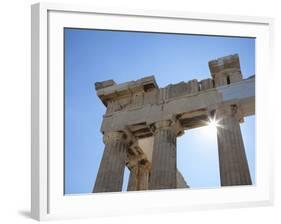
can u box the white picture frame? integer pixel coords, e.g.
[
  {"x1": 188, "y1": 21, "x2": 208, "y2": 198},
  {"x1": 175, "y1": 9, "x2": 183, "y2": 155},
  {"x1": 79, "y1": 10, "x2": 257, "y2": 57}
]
[{"x1": 31, "y1": 2, "x2": 274, "y2": 221}]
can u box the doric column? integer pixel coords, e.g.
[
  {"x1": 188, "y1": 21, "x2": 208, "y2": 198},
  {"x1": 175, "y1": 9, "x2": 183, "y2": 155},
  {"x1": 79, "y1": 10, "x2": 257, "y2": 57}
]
[
  {"x1": 93, "y1": 131, "x2": 128, "y2": 193},
  {"x1": 149, "y1": 120, "x2": 178, "y2": 190},
  {"x1": 127, "y1": 157, "x2": 150, "y2": 191},
  {"x1": 137, "y1": 162, "x2": 150, "y2": 190},
  {"x1": 127, "y1": 165, "x2": 138, "y2": 191},
  {"x1": 126, "y1": 145, "x2": 151, "y2": 191},
  {"x1": 216, "y1": 105, "x2": 252, "y2": 186}
]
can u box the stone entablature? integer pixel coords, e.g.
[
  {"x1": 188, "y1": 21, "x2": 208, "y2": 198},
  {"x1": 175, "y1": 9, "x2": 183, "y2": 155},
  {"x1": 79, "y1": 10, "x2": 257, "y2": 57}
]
[
  {"x1": 96, "y1": 54, "x2": 245, "y2": 117},
  {"x1": 96, "y1": 55, "x2": 254, "y2": 140}
]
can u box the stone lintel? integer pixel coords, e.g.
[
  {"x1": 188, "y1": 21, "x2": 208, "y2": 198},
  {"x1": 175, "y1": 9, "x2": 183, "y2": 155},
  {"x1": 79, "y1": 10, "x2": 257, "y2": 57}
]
[{"x1": 100, "y1": 78, "x2": 255, "y2": 134}]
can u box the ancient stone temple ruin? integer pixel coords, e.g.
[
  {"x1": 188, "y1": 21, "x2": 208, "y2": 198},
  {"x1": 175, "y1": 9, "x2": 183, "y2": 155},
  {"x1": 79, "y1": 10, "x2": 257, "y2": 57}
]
[{"x1": 92, "y1": 54, "x2": 255, "y2": 193}]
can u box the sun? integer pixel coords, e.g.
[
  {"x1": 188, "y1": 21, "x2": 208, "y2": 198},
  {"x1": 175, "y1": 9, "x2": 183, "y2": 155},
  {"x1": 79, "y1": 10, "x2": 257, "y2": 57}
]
[
  {"x1": 208, "y1": 119, "x2": 219, "y2": 133},
  {"x1": 199, "y1": 117, "x2": 220, "y2": 138}
]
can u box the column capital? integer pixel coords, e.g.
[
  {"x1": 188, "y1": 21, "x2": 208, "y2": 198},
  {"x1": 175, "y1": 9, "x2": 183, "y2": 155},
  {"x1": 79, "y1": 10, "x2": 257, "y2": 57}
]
[
  {"x1": 215, "y1": 104, "x2": 244, "y2": 122},
  {"x1": 103, "y1": 129, "x2": 137, "y2": 145},
  {"x1": 103, "y1": 131, "x2": 126, "y2": 144},
  {"x1": 154, "y1": 120, "x2": 173, "y2": 130},
  {"x1": 150, "y1": 119, "x2": 183, "y2": 136}
]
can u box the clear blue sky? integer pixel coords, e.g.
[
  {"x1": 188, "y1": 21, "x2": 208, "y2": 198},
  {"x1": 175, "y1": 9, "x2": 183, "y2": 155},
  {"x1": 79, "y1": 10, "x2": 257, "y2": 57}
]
[{"x1": 64, "y1": 28, "x2": 255, "y2": 194}]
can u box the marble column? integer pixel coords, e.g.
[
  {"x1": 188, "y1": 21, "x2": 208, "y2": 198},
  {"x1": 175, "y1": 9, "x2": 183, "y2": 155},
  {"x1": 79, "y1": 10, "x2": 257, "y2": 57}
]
[
  {"x1": 93, "y1": 131, "x2": 128, "y2": 193},
  {"x1": 137, "y1": 164, "x2": 150, "y2": 190},
  {"x1": 127, "y1": 157, "x2": 150, "y2": 191},
  {"x1": 149, "y1": 120, "x2": 177, "y2": 190},
  {"x1": 216, "y1": 105, "x2": 252, "y2": 186},
  {"x1": 127, "y1": 165, "x2": 138, "y2": 191}
]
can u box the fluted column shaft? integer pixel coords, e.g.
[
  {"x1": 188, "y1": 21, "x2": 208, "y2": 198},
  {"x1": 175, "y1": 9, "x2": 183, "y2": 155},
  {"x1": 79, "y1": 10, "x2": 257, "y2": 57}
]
[
  {"x1": 127, "y1": 166, "x2": 138, "y2": 191},
  {"x1": 93, "y1": 131, "x2": 128, "y2": 193},
  {"x1": 127, "y1": 160, "x2": 150, "y2": 191},
  {"x1": 216, "y1": 105, "x2": 252, "y2": 186},
  {"x1": 138, "y1": 164, "x2": 150, "y2": 190},
  {"x1": 149, "y1": 120, "x2": 177, "y2": 190}
]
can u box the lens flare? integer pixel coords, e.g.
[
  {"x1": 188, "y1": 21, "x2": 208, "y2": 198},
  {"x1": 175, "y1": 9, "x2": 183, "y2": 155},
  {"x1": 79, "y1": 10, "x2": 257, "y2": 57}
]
[
  {"x1": 198, "y1": 116, "x2": 223, "y2": 139},
  {"x1": 208, "y1": 118, "x2": 219, "y2": 130},
  {"x1": 200, "y1": 117, "x2": 222, "y2": 137}
]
